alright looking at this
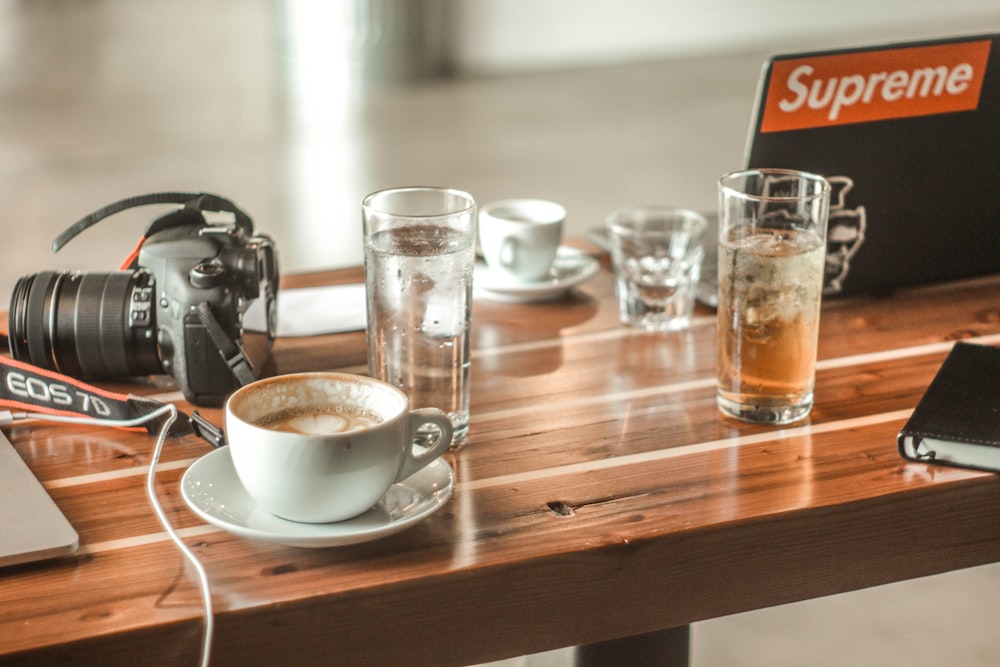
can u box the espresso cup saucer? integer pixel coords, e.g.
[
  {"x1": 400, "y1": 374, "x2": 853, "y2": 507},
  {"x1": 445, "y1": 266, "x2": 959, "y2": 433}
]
[
  {"x1": 180, "y1": 447, "x2": 455, "y2": 548},
  {"x1": 474, "y1": 246, "x2": 599, "y2": 303}
]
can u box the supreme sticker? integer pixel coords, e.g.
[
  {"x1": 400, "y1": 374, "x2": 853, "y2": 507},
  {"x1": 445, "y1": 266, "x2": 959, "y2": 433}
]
[{"x1": 760, "y1": 40, "x2": 992, "y2": 132}]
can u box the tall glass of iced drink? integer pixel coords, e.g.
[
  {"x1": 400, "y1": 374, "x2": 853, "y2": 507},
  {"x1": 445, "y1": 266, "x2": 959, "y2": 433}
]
[{"x1": 716, "y1": 169, "x2": 831, "y2": 424}]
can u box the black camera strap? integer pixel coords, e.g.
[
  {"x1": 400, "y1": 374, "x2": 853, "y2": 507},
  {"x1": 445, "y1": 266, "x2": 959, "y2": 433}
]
[
  {"x1": 196, "y1": 302, "x2": 256, "y2": 386},
  {"x1": 51, "y1": 192, "x2": 255, "y2": 254},
  {"x1": 0, "y1": 354, "x2": 224, "y2": 446}
]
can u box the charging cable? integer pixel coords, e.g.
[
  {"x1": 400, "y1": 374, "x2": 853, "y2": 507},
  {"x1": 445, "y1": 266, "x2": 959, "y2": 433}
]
[{"x1": 3, "y1": 406, "x2": 214, "y2": 667}]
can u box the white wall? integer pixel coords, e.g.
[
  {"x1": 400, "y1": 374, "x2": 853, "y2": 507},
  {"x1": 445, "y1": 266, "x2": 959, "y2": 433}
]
[{"x1": 452, "y1": 0, "x2": 1000, "y2": 74}]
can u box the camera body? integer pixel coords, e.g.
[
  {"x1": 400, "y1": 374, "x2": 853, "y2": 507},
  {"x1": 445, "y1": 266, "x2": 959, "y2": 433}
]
[
  {"x1": 136, "y1": 219, "x2": 279, "y2": 404},
  {"x1": 8, "y1": 195, "x2": 279, "y2": 407}
]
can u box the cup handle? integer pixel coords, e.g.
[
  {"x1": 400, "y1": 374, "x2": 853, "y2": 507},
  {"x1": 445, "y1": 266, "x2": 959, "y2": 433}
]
[
  {"x1": 395, "y1": 408, "x2": 454, "y2": 482},
  {"x1": 499, "y1": 237, "x2": 519, "y2": 269}
]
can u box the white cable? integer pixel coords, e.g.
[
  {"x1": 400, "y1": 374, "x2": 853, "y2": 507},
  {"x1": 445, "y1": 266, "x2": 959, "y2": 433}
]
[
  {"x1": 144, "y1": 406, "x2": 214, "y2": 667},
  {"x1": 9, "y1": 406, "x2": 214, "y2": 667}
]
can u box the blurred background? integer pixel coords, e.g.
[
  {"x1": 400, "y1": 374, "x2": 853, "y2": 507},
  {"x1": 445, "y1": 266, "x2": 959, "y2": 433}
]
[
  {"x1": 2, "y1": 0, "x2": 998, "y2": 298},
  {"x1": 1, "y1": 1, "x2": 999, "y2": 665}
]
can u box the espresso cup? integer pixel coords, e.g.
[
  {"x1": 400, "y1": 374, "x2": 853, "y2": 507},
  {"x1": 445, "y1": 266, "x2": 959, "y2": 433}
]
[
  {"x1": 478, "y1": 198, "x2": 565, "y2": 282},
  {"x1": 225, "y1": 372, "x2": 453, "y2": 523}
]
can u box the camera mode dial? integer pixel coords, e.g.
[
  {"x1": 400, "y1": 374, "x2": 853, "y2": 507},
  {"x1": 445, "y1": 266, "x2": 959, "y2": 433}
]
[{"x1": 189, "y1": 261, "x2": 226, "y2": 289}]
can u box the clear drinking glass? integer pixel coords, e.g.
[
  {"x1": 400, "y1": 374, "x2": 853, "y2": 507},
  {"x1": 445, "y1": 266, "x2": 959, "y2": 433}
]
[
  {"x1": 363, "y1": 187, "x2": 476, "y2": 445},
  {"x1": 606, "y1": 206, "x2": 706, "y2": 332},
  {"x1": 716, "y1": 169, "x2": 831, "y2": 424}
]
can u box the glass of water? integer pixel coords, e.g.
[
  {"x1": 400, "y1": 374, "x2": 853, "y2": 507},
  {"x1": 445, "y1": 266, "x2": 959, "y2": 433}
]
[
  {"x1": 363, "y1": 187, "x2": 477, "y2": 446},
  {"x1": 606, "y1": 206, "x2": 707, "y2": 332}
]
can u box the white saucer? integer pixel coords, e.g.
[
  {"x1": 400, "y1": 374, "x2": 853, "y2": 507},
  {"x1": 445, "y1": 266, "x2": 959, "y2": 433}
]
[
  {"x1": 474, "y1": 246, "x2": 600, "y2": 303},
  {"x1": 180, "y1": 447, "x2": 455, "y2": 548}
]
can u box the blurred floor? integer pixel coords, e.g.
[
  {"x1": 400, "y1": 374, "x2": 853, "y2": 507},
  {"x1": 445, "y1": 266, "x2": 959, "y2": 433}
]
[{"x1": 2, "y1": 2, "x2": 1000, "y2": 665}]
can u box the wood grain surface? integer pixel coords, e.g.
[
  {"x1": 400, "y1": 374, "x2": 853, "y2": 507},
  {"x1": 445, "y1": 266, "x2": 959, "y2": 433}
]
[{"x1": 3, "y1": 251, "x2": 1000, "y2": 666}]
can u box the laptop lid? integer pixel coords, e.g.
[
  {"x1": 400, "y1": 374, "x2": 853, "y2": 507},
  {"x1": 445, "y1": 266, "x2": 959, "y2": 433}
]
[
  {"x1": 0, "y1": 429, "x2": 78, "y2": 568},
  {"x1": 745, "y1": 34, "x2": 998, "y2": 296}
]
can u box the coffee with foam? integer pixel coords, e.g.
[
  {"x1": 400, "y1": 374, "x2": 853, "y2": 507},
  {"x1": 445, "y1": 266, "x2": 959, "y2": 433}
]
[
  {"x1": 226, "y1": 372, "x2": 454, "y2": 523},
  {"x1": 256, "y1": 407, "x2": 382, "y2": 435}
]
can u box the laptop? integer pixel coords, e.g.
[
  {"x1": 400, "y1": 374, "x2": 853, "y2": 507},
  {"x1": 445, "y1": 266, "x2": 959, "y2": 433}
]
[
  {"x1": 0, "y1": 429, "x2": 78, "y2": 568},
  {"x1": 590, "y1": 34, "x2": 999, "y2": 304},
  {"x1": 746, "y1": 33, "x2": 1000, "y2": 296}
]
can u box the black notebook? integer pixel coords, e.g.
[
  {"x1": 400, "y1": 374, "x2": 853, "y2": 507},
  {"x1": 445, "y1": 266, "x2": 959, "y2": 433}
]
[{"x1": 898, "y1": 342, "x2": 1000, "y2": 473}]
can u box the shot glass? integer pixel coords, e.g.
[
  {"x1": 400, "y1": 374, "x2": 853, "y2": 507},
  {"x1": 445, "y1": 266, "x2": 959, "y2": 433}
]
[
  {"x1": 716, "y1": 168, "x2": 831, "y2": 425},
  {"x1": 606, "y1": 206, "x2": 707, "y2": 332},
  {"x1": 363, "y1": 187, "x2": 477, "y2": 445}
]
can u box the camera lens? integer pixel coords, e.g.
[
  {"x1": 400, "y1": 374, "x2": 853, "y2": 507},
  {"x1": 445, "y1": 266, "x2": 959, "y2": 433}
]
[{"x1": 9, "y1": 270, "x2": 162, "y2": 378}]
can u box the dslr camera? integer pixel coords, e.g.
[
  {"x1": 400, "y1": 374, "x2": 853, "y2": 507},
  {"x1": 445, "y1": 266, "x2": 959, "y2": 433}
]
[{"x1": 8, "y1": 193, "x2": 279, "y2": 407}]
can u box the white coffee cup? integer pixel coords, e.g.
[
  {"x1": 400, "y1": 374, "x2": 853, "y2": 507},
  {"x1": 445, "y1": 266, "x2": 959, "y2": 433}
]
[
  {"x1": 225, "y1": 372, "x2": 453, "y2": 523},
  {"x1": 478, "y1": 198, "x2": 565, "y2": 282}
]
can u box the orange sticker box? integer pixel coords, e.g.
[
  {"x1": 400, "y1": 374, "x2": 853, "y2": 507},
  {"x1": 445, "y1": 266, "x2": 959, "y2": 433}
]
[{"x1": 760, "y1": 40, "x2": 992, "y2": 132}]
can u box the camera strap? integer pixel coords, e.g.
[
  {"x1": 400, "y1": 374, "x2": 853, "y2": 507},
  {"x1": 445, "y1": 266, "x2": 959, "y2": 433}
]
[
  {"x1": 0, "y1": 355, "x2": 225, "y2": 446},
  {"x1": 52, "y1": 192, "x2": 255, "y2": 254},
  {"x1": 196, "y1": 302, "x2": 256, "y2": 386}
]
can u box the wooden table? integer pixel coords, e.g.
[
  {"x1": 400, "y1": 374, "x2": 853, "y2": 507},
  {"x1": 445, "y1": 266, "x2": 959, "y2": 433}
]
[{"x1": 4, "y1": 251, "x2": 1000, "y2": 666}]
